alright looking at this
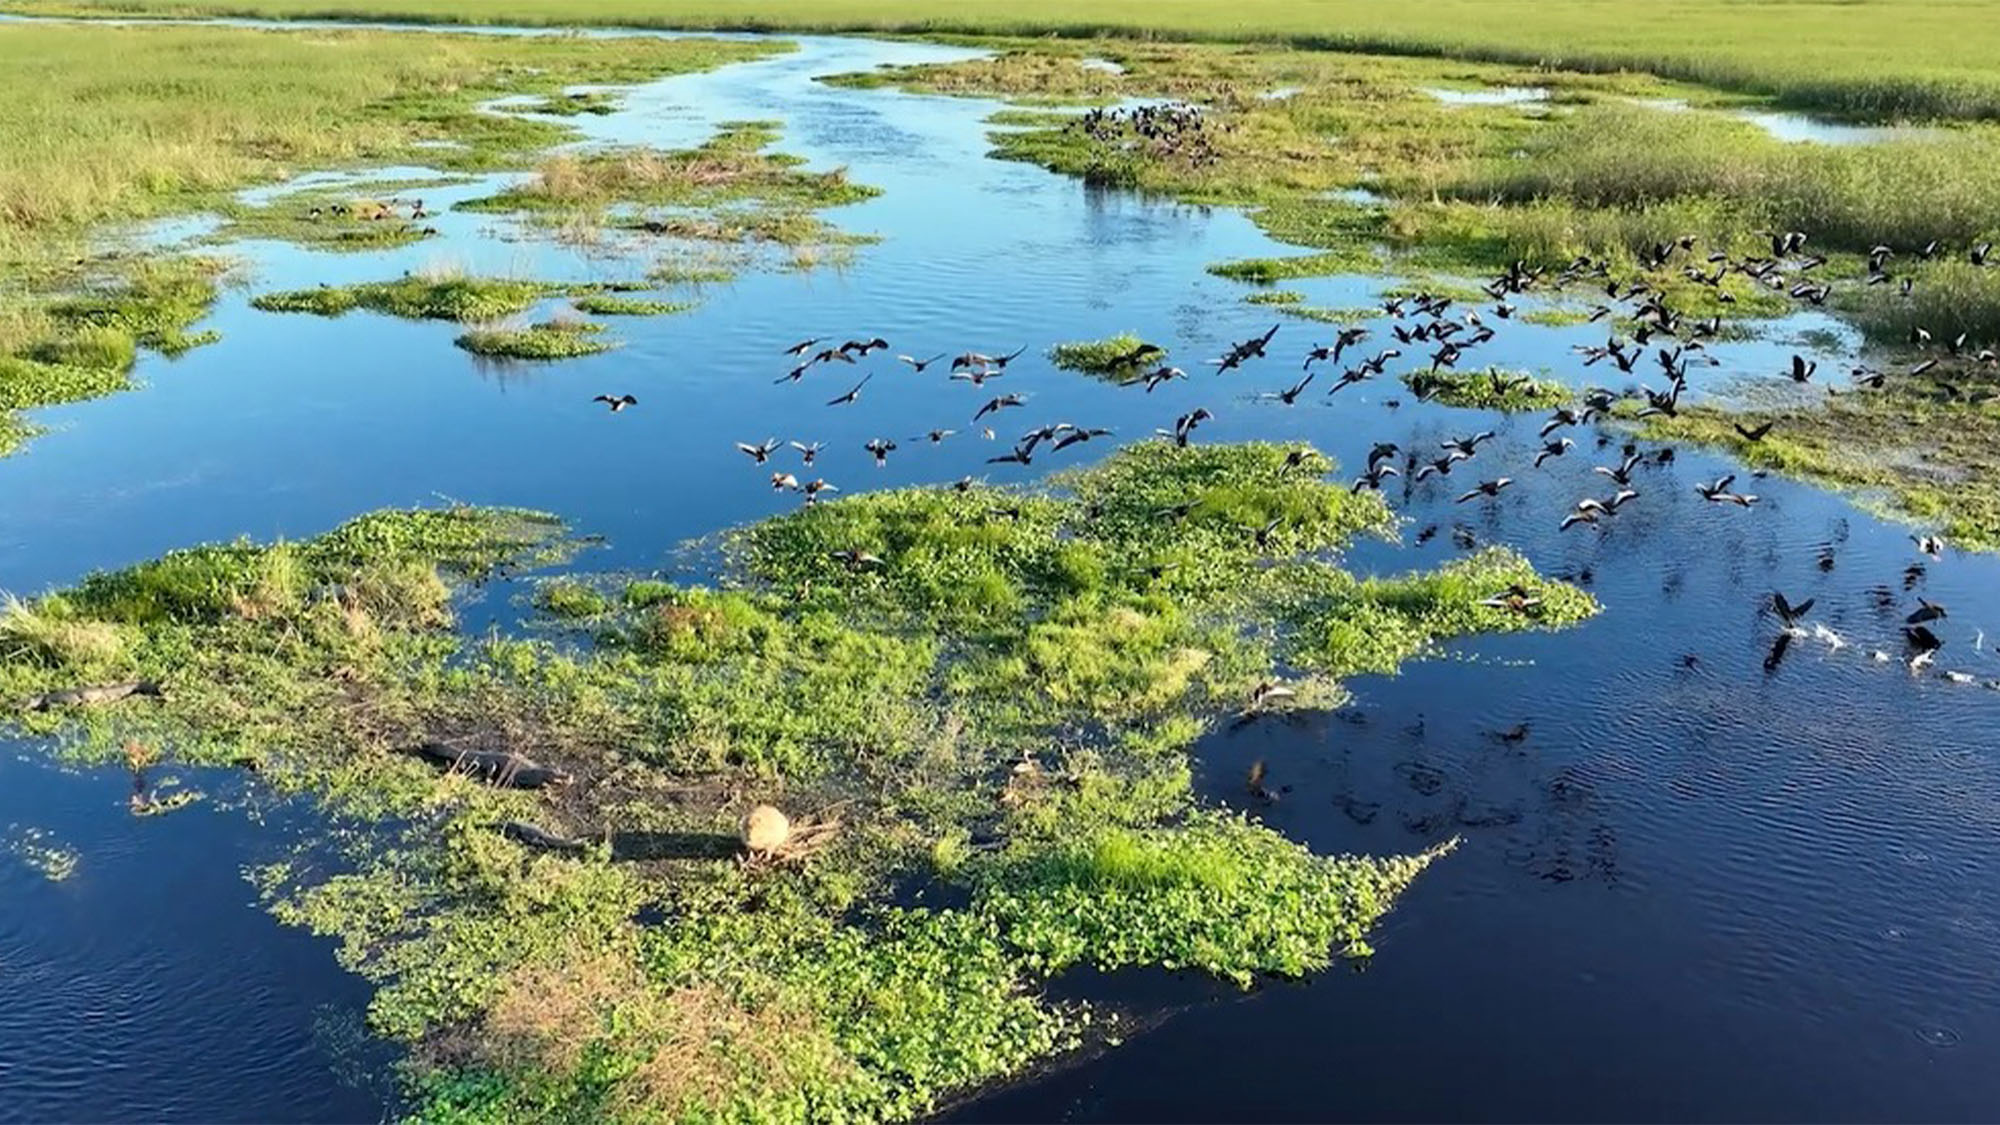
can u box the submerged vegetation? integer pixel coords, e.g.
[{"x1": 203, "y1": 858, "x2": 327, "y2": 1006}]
[
  {"x1": 1, "y1": 443, "x2": 1590, "y2": 1121},
  {"x1": 455, "y1": 319, "x2": 615, "y2": 359}
]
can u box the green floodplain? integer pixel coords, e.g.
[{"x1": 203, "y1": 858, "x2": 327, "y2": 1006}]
[{"x1": 3, "y1": 0, "x2": 2000, "y2": 1118}]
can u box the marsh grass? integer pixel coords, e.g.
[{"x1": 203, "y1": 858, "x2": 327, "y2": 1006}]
[
  {"x1": 26, "y1": 0, "x2": 2000, "y2": 123},
  {"x1": 1047, "y1": 333, "x2": 1165, "y2": 375},
  {"x1": 454, "y1": 319, "x2": 616, "y2": 360},
  {"x1": 0, "y1": 23, "x2": 775, "y2": 455},
  {"x1": 1403, "y1": 367, "x2": 1571, "y2": 411},
  {"x1": 1639, "y1": 385, "x2": 2000, "y2": 550},
  {"x1": 570, "y1": 294, "x2": 694, "y2": 316},
  {"x1": 253, "y1": 274, "x2": 551, "y2": 321},
  {"x1": 1, "y1": 444, "x2": 1593, "y2": 1121}
]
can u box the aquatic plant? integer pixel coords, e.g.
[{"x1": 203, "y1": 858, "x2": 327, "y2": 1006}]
[
  {"x1": 0, "y1": 443, "x2": 1593, "y2": 1121},
  {"x1": 1244, "y1": 289, "x2": 1304, "y2": 305},
  {"x1": 1047, "y1": 333, "x2": 1166, "y2": 374},
  {"x1": 1403, "y1": 367, "x2": 1571, "y2": 411},
  {"x1": 454, "y1": 319, "x2": 616, "y2": 359},
  {"x1": 252, "y1": 275, "x2": 552, "y2": 322},
  {"x1": 571, "y1": 294, "x2": 695, "y2": 316}
]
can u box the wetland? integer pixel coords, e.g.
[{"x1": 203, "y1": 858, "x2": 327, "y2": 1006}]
[{"x1": 4, "y1": 8, "x2": 2000, "y2": 1123}]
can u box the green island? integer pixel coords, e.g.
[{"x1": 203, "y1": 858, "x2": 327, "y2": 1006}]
[{"x1": 1, "y1": 442, "x2": 1593, "y2": 1120}]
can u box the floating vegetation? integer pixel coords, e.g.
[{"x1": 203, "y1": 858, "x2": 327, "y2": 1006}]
[
  {"x1": 454, "y1": 319, "x2": 616, "y2": 360},
  {"x1": 1404, "y1": 367, "x2": 1571, "y2": 411},
  {"x1": 252, "y1": 274, "x2": 552, "y2": 322},
  {"x1": 1047, "y1": 333, "x2": 1167, "y2": 374},
  {"x1": 1244, "y1": 289, "x2": 1305, "y2": 305},
  {"x1": 4, "y1": 825, "x2": 78, "y2": 882},
  {"x1": 0, "y1": 444, "x2": 1590, "y2": 1121},
  {"x1": 570, "y1": 294, "x2": 695, "y2": 316}
]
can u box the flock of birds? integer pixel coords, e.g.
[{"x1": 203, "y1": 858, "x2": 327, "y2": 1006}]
[
  {"x1": 1065, "y1": 102, "x2": 1221, "y2": 169},
  {"x1": 580, "y1": 227, "x2": 1997, "y2": 687}
]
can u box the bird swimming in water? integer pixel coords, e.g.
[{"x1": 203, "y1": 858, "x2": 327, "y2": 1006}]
[{"x1": 593, "y1": 393, "x2": 638, "y2": 412}]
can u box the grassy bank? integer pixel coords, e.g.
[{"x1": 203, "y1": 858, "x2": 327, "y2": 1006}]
[
  {"x1": 0, "y1": 442, "x2": 1592, "y2": 1121},
  {"x1": 14, "y1": 0, "x2": 2000, "y2": 122},
  {"x1": 0, "y1": 21, "x2": 777, "y2": 453}
]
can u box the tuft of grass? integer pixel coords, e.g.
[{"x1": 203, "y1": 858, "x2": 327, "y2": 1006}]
[
  {"x1": 570, "y1": 294, "x2": 695, "y2": 316},
  {"x1": 1403, "y1": 367, "x2": 1571, "y2": 411},
  {"x1": 535, "y1": 579, "x2": 612, "y2": 618},
  {"x1": 253, "y1": 275, "x2": 552, "y2": 322},
  {"x1": 455, "y1": 319, "x2": 616, "y2": 360},
  {"x1": 1047, "y1": 333, "x2": 1166, "y2": 375},
  {"x1": 1244, "y1": 289, "x2": 1304, "y2": 305}
]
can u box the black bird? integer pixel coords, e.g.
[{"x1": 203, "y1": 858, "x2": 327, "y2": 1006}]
[
  {"x1": 1735, "y1": 420, "x2": 1776, "y2": 442},
  {"x1": 897, "y1": 352, "x2": 946, "y2": 372},
  {"x1": 1907, "y1": 598, "x2": 1949, "y2": 626},
  {"x1": 1367, "y1": 441, "x2": 1400, "y2": 471},
  {"x1": 1253, "y1": 516, "x2": 1284, "y2": 549},
  {"x1": 1052, "y1": 427, "x2": 1113, "y2": 451},
  {"x1": 774, "y1": 359, "x2": 816, "y2": 384},
  {"x1": 826, "y1": 374, "x2": 872, "y2": 406},
  {"x1": 1787, "y1": 354, "x2": 1816, "y2": 383},
  {"x1": 839, "y1": 337, "x2": 889, "y2": 356},
  {"x1": 1906, "y1": 624, "x2": 1945, "y2": 656},
  {"x1": 783, "y1": 337, "x2": 822, "y2": 356},
  {"x1": 1123, "y1": 365, "x2": 1187, "y2": 392},
  {"x1": 1157, "y1": 407, "x2": 1213, "y2": 448},
  {"x1": 1442, "y1": 431, "x2": 1496, "y2": 458},
  {"x1": 1772, "y1": 591, "x2": 1815, "y2": 627},
  {"x1": 974, "y1": 393, "x2": 1026, "y2": 421},
  {"x1": 735, "y1": 437, "x2": 781, "y2": 463},
  {"x1": 990, "y1": 345, "x2": 1030, "y2": 369},
  {"x1": 1352, "y1": 463, "x2": 1399, "y2": 492},
  {"x1": 1534, "y1": 438, "x2": 1574, "y2": 467},
  {"x1": 1913, "y1": 533, "x2": 1946, "y2": 558},
  {"x1": 916, "y1": 428, "x2": 956, "y2": 444},
  {"x1": 790, "y1": 440, "x2": 822, "y2": 465},
  {"x1": 1265, "y1": 371, "x2": 1315, "y2": 404},
  {"x1": 1456, "y1": 477, "x2": 1513, "y2": 503},
  {"x1": 986, "y1": 444, "x2": 1033, "y2": 466},
  {"x1": 864, "y1": 437, "x2": 898, "y2": 467},
  {"x1": 1909, "y1": 358, "x2": 1940, "y2": 377},
  {"x1": 593, "y1": 393, "x2": 638, "y2": 412},
  {"x1": 1107, "y1": 341, "x2": 1165, "y2": 369},
  {"x1": 1415, "y1": 452, "x2": 1468, "y2": 481}
]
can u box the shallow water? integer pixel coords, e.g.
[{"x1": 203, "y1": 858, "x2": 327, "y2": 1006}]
[
  {"x1": 1630, "y1": 96, "x2": 1930, "y2": 144},
  {"x1": 4, "y1": 20, "x2": 2000, "y2": 1123}
]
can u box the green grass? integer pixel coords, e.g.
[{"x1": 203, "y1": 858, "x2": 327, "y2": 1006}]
[
  {"x1": 1047, "y1": 333, "x2": 1166, "y2": 375},
  {"x1": 1638, "y1": 384, "x2": 2000, "y2": 551},
  {"x1": 455, "y1": 319, "x2": 615, "y2": 359},
  {"x1": 1402, "y1": 367, "x2": 1571, "y2": 411},
  {"x1": 1244, "y1": 289, "x2": 1304, "y2": 306},
  {"x1": 0, "y1": 21, "x2": 777, "y2": 456},
  {"x1": 0, "y1": 443, "x2": 1592, "y2": 1122},
  {"x1": 28, "y1": 0, "x2": 2000, "y2": 122},
  {"x1": 517, "y1": 90, "x2": 622, "y2": 116},
  {"x1": 253, "y1": 274, "x2": 551, "y2": 321},
  {"x1": 571, "y1": 294, "x2": 695, "y2": 316}
]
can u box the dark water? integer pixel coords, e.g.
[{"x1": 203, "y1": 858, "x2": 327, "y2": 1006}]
[{"x1": 3, "y1": 23, "x2": 1998, "y2": 1122}]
